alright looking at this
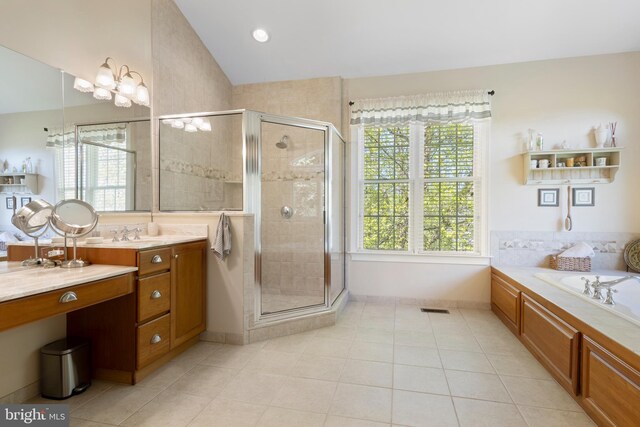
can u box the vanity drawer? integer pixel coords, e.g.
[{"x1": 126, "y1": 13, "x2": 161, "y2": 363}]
[
  {"x1": 138, "y1": 248, "x2": 171, "y2": 276},
  {"x1": 137, "y1": 272, "x2": 171, "y2": 323},
  {"x1": 0, "y1": 273, "x2": 134, "y2": 333},
  {"x1": 137, "y1": 313, "x2": 171, "y2": 368}
]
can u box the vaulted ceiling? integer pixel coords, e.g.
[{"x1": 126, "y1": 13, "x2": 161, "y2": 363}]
[{"x1": 176, "y1": 0, "x2": 640, "y2": 85}]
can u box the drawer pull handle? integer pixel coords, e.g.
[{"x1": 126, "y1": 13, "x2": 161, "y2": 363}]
[
  {"x1": 59, "y1": 291, "x2": 78, "y2": 304},
  {"x1": 174, "y1": 254, "x2": 179, "y2": 259},
  {"x1": 151, "y1": 255, "x2": 163, "y2": 264},
  {"x1": 151, "y1": 290, "x2": 162, "y2": 299},
  {"x1": 150, "y1": 334, "x2": 162, "y2": 344}
]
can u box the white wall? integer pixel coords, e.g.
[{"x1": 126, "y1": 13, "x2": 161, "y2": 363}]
[
  {"x1": 0, "y1": 0, "x2": 152, "y2": 84},
  {"x1": 344, "y1": 52, "x2": 640, "y2": 303},
  {"x1": 0, "y1": 110, "x2": 59, "y2": 227}
]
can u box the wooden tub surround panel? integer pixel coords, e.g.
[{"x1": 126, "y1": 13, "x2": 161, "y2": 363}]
[{"x1": 491, "y1": 267, "x2": 640, "y2": 427}]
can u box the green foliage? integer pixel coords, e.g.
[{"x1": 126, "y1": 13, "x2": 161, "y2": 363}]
[{"x1": 362, "y1": 123, "x2": 476, "y2": 253}]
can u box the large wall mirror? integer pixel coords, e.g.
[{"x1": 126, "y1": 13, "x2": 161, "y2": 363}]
[{"x1": 0, "y1": 44, "x2": 151, "y2": 229}]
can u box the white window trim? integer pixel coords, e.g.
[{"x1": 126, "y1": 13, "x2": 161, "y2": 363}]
[{"x1": 349, "y1": 121, "x2": 490, "y2": 261}]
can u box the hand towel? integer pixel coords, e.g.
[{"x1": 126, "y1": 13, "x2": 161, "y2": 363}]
[
  {"x1": 212, "y1": 213, "x2": 231, "y2": 260},
  {"x1": 559, "y1": 242, "x2": 595, "y2": 258}
]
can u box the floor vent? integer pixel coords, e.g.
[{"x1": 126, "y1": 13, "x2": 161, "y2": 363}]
[{"x1": 420, "y1": 308, "x2": 450, "y2": 314}]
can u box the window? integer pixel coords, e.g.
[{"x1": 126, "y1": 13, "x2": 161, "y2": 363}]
[
  {"x1": 54, "y1": 124, "x2": 133, "y2": 210},
  {"x1": 358, "y1": 122, "x2": 483, "y2": 254}
]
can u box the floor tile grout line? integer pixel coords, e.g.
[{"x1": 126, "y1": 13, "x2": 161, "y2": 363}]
[{"x1": 433, "y1": 317, "x2": 461, "y2": 427}]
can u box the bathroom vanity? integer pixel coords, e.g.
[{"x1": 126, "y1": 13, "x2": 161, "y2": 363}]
[
  {"x1": 6, "y1": 237, "x2": 207, "y2": 385},
  {"x1": 491, "y1": 266, "x2": 640, "y2": 427}
]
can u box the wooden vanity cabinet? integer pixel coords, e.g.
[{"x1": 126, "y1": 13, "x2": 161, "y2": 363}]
[
  {"x1": 581, "y1": 336, "x2": 640, "y2": 427},
  {"x1": 520, "y1": 294, "x2": 580, "y2": 395},
  {"x1": 171, "y1": 242, "x2": 206, "y2": 348},
  {"x1": 67, "y1": 240, "x2": 207, "y2": 384},
  {"x1": 490, "y1": 273, "x2": 520, "y2": 334}
]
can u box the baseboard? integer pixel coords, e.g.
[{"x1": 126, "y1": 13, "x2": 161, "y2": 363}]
[
  {"x1": 349, "y1": 293, "x2": 490, "y2": 310},
  {"x1": 0, "y1": 381, "x2": 39, "y2": 404},
  {"x1": 200, "y1": 330, "x2": 246, "y2": 345}
]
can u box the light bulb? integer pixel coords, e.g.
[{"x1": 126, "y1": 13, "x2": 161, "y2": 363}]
[
  {"x1": 95, "y1": 61, "x2": 115, "y2": 89},
  {"x1": 118, "y1": 72, "x2": 136, "y2": 96},
  {"x1": 73, "y1": 77, "x2": 94, "y2": 93},
  {"x1": 184, "y1": 123, "x2": 198, "y2": 132},
  {"x1": 133, "y1": 82, "x2": 150, "y2": 106},
  {"x1": 252, "y1": 28, "x2": 269, "y2": 43},
  {"x1": 198, "y1": 119, "x2": 212, "y2": 131},
  {"x1": 114, "y1": 93, "x2": 132, "y2": 107},
  {"x1": 182, "y1": 118, "x2": 192, "y2": 124},
  {"x1": 171, "y1": 120, "x2": 184, "y2": 129},
  {"x1": 93, "y1": 87, "x2": 112, "y2": 100},
  {"x1": 162, "y1": 119, "x2": 173, "y2": 125},
  {"x1": 191, "y1": 117, "x2": 204, "y2": 127}
]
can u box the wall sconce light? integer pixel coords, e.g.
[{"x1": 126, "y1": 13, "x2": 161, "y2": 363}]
[
  {"x1": 161, "y1": 117, "x2": 212, "y2": 133},
  {"x1": 73, "y1": 57, "x2": 150, "y2": 108}
]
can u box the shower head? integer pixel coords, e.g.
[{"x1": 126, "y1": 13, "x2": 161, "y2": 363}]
[{"x1": 276, "y1": 135, "x2": 290, "y2": 149}]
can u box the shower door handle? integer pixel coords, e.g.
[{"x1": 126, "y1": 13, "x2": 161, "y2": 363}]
[{"x1": 281, "y1": 206, "x2": 293, "y2": 219}]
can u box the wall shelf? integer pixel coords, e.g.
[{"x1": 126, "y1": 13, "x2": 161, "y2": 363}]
[
  {"x1": 523, "y1": 148, "x2": 622, "y2": 185},
  {"x1": 0, "y1": 173, "x2": 39, "y2": 194}
]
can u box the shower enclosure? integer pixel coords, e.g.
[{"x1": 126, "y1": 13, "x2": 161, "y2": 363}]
[{"x1": 159, "y1": 110, "x2": 346, "y2": 324}]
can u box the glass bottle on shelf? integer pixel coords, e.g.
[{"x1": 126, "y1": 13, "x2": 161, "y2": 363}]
[
  {"x1": 527, "y1": 129, "x2": 536, "y2": 151},
  {"x1": 25, "y1": 157, "x2": 33, "y2": 173},
  {"x1": 535, "y1": 133, "x2": 544, "y2": 151}
]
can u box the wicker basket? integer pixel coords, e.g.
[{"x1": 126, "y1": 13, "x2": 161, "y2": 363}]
[{"x1": 550, "y1": 255, "x2": 591, "y2": 272}]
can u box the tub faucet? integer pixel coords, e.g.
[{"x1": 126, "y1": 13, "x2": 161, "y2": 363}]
[{"x1": 584, "y1": 275, "x2": 640, "y2": 305}]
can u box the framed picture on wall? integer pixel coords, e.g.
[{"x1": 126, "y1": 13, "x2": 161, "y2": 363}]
[
  {"x1": 20, "y1": 197, "x2": 32, "y2": 207},
  {"x1": 572, "y1": 187, "x2": 595, "y2": 207},
  {"x1": 5, "y1": 197, "x2": 14, "y2": 210},
  {"x1": 538, "y1": 188, "x2": 559, "y2": 207}
]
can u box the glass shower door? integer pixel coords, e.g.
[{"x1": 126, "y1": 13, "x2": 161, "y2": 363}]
[{"x1": 260, "y1": 120, "x2": 327, "y2": 315}]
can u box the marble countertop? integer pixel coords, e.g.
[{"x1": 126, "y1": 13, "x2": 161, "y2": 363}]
[
  {"x1": 0, "y1": 262, "x2": 138, "y2": 302},
  {"x1": 493, "y1": 265, "x2": 640, "y2": 356},
  {"x1": 8, "y1": 235, "x2": 207, "y2": 251}
]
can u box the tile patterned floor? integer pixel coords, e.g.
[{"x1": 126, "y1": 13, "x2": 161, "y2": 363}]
[{"x1": 29, "y1": 301, "x2": 596, "y2": 426}]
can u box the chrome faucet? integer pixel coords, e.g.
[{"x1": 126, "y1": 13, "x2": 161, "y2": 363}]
[
  {"x1": 582, "y1": 275, "x2": 640, "y2": 305},
  {"x1": 121, "y1": 226, "x2": 131, "y2": 241}
]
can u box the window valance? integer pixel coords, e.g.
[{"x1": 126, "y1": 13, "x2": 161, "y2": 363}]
[{"x1": 350, "y1": 89, "x2": 492, "y2": 126}]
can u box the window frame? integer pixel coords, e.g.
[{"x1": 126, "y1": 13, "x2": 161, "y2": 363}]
[{"x1": 352, "y1": 121, "x2": 489, "y2": 259}]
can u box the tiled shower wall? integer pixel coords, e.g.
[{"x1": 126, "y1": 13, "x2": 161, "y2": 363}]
[
  {"x1": 261, "y1": 123, "x2": 326, "y2": 303},
  {"x1": 491, "y1": 231, "x2": 640, "y2": 270},
  {"x1": 159, "y1": 114, "x2": 242, "y2": 211},
  {"x1": 151, "y1": 0, "x2": 233, "y2": 211}
]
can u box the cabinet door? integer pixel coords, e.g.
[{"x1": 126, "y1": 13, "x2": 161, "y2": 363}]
[
  {"x1": 171, "y1": 241, "x2": 206, "y2": 348},
  {"x1": 521, "y1": 294, "x2": 580, "y2": 395},
  {"x1": 491, "y1": 273, "x2": 520, "y2": 334},
  {"x1": 582, "y1": 336, "x2": 640, "y2": 427}
]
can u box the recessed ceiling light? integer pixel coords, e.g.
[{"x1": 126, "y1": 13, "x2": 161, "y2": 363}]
[{"x1": 252, "y1": 28, "x2": 269, "y2": 43}]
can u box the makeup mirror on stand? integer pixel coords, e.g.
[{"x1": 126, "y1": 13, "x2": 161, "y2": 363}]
[
  {"x1": 11, "y1": 199, "x2": 54, "y2": 266},
  {"x1": 50, "y1": 199, "x2": 98, "y2": 268}
]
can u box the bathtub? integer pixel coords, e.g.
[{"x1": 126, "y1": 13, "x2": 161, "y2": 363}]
[{"x1": 535, "y1": 272, "x2": 640, "y2": 327}]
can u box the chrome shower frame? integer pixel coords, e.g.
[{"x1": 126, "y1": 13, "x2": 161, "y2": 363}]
[
  {"x1": 244, "y1": 111, "x2": 346, "y2": 324},
  {"x1": 156, "y1": 109, "x2": 346, "y2": 325}
]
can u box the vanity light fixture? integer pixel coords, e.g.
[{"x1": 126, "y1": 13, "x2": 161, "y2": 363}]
[
  {"x1": 161, "y1": 117, "x2": 212, "y2": 133},
  {"x1": 252, "y1": 28, "x2": 270, "y2": 43},
  {"x1": 73, "y1": 77, "x2": 94, "y2": 93},
  {"x1": 72, "y1": 57, "x2": 150, "y2": 108}
]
